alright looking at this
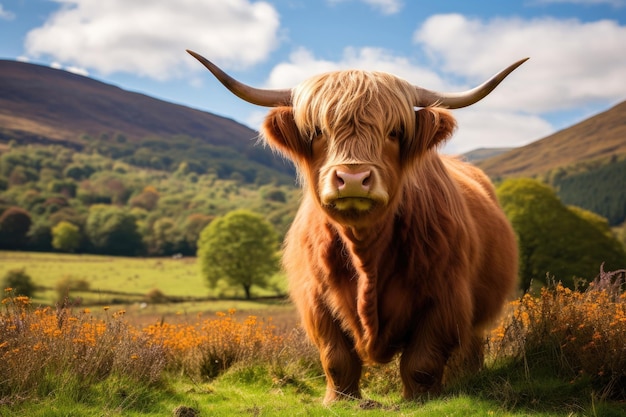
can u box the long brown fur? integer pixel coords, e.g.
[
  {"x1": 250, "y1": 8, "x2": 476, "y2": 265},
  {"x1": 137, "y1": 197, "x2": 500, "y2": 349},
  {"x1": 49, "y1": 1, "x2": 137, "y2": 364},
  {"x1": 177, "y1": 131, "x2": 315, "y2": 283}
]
[{"x1": 261, "y1": 70, "x2": 517, "y2": 403}]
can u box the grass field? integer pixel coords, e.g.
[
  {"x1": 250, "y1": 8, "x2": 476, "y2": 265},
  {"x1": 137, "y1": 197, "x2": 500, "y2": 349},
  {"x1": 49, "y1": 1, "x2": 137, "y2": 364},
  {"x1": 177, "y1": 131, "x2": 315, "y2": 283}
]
[
  {"x1": 1, "y1": 251, "x2": 625, "y2": 416},
  {"x1": 0, "y1": 251, "x2": 290, "y2": 324}
]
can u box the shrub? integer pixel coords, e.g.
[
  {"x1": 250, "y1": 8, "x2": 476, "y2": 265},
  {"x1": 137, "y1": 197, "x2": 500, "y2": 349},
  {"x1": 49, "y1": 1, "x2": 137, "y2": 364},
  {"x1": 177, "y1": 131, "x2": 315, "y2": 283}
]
[
  {"x1": 2, "y1": 268, "x2": 35, "y2": 297},
  {"x1": 0, "y1": 296, "x2": 167, "y2": 405},
  {"x1": 145, "y1": 288, "x2": 168, "y2": 304},
  {"x1": 489, "y1": 266, "x2": 626, "y2": 400},
  {"x1": 55, "y1": 275, "x2": 90, "y2": 303}
]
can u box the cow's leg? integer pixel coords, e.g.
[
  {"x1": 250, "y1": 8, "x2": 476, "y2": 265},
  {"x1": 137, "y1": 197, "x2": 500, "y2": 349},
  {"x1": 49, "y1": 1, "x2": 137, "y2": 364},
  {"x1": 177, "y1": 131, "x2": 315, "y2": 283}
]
[
  {"x1": 443, "y1": 327, "x2": 485, "y2": 385},
  {"x1": 399, "y1": 295, "x2": 472, "y2": 399},
  {"x1": 319, "y1": 333, "x2": 363, "y2": 404},
  {"x1": 303, "y1": 305, "x2": 362, "y2": 404},
  {"x1": 399, "y1": 336, "x2": 450, "y2": 399},
  {"x1": 462, "y1": 329, "x2": 485, "y2": 374}
]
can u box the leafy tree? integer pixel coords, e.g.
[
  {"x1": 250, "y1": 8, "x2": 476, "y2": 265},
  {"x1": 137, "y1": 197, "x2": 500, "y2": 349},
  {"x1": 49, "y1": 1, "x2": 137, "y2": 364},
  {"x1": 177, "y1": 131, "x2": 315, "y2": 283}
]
[
  {"x1": 197, "y1": 209, "x2": 279, "y2": 299},
  {"x1": 183, "y1": 213, "x2": 214, "y2": 253},
  {"x1": 146, "y1": 217, "x2": 184, "y2": 256},
  {"x1": 48, "y1": 180, "x2": 78, "y2": 198},
  {"x1": 25, "y1": 217, "x2": 52, "y2": 252},
  {"x1": 52, "y1": 221, "x2": 81, "y2": 252},
  {"x1": 86, "y1": 205, "x2": 143, "y2": 255},
  {"x1": 2, "y1": 269, "x2": 35, "y2": 297},
  {"x1": 8, "y1": 165, "x2": 38, "y2": 185},
  {"x1": 130, "y1": 186, "x2": 160, "y2": 211},
  {"x1": 497, "y1": 178, "x2": 626, "y2": 291},
  {"x1": 64, "y1": 163, "x2": 95, "y2": 180},
  {"x1": 0, "y1": 206, "x2": 32, "y2": 249}
]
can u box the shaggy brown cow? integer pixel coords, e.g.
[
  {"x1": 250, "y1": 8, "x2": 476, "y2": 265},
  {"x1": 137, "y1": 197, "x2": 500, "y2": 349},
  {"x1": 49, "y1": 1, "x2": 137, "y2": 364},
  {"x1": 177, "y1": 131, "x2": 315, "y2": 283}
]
[{"x1": 188, "y1": 50, "x2": 521, "y2": 403}]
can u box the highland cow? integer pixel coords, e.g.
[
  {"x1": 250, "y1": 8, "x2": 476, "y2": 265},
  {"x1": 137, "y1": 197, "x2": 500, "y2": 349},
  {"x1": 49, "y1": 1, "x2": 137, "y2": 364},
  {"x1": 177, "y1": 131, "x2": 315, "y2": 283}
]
[{"x1": 188, "y1": 50, "x2": 522, "y2": 403}]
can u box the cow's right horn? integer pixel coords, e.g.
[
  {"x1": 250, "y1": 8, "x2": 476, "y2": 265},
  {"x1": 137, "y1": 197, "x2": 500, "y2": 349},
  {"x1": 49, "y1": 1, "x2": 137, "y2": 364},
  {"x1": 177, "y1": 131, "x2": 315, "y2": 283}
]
[
  {"x1": 414, "y1": 58, "x2": 529, "y2": 109},
  {"x1": 187, "y1": 50, "x2": 292, "y2": 107}
]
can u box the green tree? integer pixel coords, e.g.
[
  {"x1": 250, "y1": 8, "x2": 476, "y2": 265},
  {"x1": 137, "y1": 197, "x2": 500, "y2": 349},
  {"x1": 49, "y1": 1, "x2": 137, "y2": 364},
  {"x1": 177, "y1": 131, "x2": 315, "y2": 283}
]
[
  {"x1": 2, "y1": 269, "x2": 36, "y2": 297},
  {"x1": 497, "y1": 178, "x2": 626, "y2": 291},
  {"x1": 129, "y1": 186, "x2": 160, "y2": 211},
  {"x1": 183, "y1": 213, "x2": 214, "y2": 253},
  {"x1": 197, "y1": 209, "x2": 279, "y2": 299},
  {"x1": 86, "y1": 205, "x2": 143, "y2": 255},
  {"x1": 147, "y1": 217, "x2": 184, "y2": 256},
  {"x1": 0, "y1": 206, "x2": 32, "y2": 249},
  {"x1": 52, "y1": 221, "x2": 81, "y2": 252}
]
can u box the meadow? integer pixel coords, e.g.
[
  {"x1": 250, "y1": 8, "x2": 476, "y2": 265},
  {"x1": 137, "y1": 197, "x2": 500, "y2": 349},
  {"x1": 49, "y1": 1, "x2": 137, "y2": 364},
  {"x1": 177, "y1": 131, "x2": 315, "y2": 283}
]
[
  {"x1": 0, "y1": 251, "x2": 290, "y2": 324},
  {"x1": 1, "y1": 251, "x2": 625, "y2": 416}
]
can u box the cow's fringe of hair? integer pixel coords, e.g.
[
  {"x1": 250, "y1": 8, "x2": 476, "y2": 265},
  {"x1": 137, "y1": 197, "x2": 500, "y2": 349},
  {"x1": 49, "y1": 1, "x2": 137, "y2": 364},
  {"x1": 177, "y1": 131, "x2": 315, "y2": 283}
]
[{"x1": 291, "y1": 70, "x2": 418, "y2": 148}]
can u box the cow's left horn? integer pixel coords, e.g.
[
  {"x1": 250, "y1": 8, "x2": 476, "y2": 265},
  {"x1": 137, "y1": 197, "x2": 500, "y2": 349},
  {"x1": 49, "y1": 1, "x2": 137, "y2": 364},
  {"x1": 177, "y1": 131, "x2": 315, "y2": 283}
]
[
  {"x1": 414, "y1": 58, "x2": 529, "y2": 109},
  {"x1": 187, "y1": 50, "x2": 292, "y2": 107}
]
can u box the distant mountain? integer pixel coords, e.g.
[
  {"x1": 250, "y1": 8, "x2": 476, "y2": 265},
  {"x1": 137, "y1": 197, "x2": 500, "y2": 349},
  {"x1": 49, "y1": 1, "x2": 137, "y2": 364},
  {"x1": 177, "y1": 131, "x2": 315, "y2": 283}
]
[
  {"x1": 477, "y1": 100, "x2": 626, "y2": 179},
  {"x1": 462, "y1": 147, "x2": 513, "y2": 163},
  {"x1": 0, "y1": 59, "x2": 292, "y2": 180}
]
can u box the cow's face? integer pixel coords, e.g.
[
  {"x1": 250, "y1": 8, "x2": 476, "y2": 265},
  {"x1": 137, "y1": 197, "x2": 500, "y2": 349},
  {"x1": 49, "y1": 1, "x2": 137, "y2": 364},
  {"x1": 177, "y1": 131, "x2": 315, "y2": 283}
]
[{"x1": 262, "y1": 71, "x2": 456, "y2": 227}]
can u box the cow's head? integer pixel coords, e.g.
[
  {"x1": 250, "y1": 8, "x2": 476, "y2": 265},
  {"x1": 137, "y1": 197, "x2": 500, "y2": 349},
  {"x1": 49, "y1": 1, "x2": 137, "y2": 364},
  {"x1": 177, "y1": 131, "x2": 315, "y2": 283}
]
[{"x1": 187, "y1": 50, "x2": 527, "y2": 227}]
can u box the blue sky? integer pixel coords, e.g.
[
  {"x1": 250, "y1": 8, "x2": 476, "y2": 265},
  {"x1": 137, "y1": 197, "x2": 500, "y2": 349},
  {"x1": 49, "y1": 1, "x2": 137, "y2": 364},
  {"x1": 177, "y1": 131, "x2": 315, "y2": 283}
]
[{"x1": 1, "y1": 0, "x2": 625, "y2": 153}]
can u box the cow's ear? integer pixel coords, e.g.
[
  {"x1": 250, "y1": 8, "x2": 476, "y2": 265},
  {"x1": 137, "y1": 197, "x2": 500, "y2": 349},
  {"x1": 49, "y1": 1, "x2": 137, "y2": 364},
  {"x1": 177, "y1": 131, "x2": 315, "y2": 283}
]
[
  {"x1": 408, "y1": 107, "x2": 457, "y2": 156},
  {"x1": 261, "y1": 107, "x2": 309, "y2": 162}
]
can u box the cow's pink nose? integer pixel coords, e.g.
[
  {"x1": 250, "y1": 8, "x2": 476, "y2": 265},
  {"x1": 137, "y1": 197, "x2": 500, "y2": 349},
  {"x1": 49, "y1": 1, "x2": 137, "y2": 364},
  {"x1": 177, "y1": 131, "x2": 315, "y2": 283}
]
[{"x1": 335, "y1": 169, "x2": 372, "y2": 193}]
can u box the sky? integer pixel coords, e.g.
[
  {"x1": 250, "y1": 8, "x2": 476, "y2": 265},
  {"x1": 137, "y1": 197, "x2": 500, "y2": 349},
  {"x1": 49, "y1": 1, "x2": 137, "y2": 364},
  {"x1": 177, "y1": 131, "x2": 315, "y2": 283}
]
[{"x1": 1, "y1": 0, "x2": 625, "y2": 154}]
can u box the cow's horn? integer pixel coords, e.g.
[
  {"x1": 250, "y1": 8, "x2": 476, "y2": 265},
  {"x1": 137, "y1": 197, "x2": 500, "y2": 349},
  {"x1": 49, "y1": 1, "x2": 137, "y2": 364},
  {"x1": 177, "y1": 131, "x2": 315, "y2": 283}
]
[
  {"x1": 414, "y1": 58, "x2": 529, "y2": 109},
  {"x1": 187, "y1": 50, "x2": 292, "y2": 107}
]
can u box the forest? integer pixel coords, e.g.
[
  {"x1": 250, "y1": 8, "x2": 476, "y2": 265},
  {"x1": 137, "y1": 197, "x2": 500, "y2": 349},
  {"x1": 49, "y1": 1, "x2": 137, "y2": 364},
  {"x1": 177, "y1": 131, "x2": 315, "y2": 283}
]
[
  {"x1": 0, "y1": 140, "x2": 300, "y2": 257},
  {"x1": 547, "y1": 156, "x2": 626, "y2": 226}
]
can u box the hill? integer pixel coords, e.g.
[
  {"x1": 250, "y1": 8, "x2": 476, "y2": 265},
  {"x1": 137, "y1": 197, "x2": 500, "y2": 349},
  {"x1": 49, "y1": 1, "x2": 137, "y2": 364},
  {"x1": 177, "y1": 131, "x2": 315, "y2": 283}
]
[
  {"x1": 477, "y1": 100, "x2": 626, "y2": 178},
  {"x1": 477, "y1": 100, "x2": 626, "y2": 226},
  {"x1": 462, "y1": 147, "x2": 512, "y2": 163},
  {"x1": 0, "y1": 59, "x2": 292, "y2": 182}
]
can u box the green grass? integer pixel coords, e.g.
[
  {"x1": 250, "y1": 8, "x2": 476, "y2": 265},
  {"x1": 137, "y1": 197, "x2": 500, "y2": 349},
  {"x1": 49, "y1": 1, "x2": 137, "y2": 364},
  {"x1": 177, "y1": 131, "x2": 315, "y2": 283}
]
[
  {"x1": 0, "y1": 251, "x2": 205, "y2": 297},
  {"x1": 3, "y1": 363, "x2": 623, "y2": 417}
]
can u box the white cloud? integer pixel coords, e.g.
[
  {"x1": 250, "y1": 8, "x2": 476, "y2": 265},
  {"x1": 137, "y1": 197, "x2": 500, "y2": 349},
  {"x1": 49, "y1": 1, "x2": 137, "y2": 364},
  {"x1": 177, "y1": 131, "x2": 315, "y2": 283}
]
[
  {"x1": 265, "y1": 46, "x2": 444, "y2": 89},
  {"x1": 24, "y1": 0, "x2": 280, "y2": 80},
  {"x1": 245, "y1": 109, "x2": 268, "y2": 132},
  {"x1": 66, "y1": 66, "x2": 90, "y2": 77},
  {"x1": 413, "y1": 14, "x2": 626, "y2": 113},
  {"x1": 444, "y1": 109, "x2": 554, "y2": 154},
  {"x1": 328, "y1": 0, "x2": 402, "y2": 15},
  {"x1": 0, "y1": 4, "x2": 15, "y2": 20}
]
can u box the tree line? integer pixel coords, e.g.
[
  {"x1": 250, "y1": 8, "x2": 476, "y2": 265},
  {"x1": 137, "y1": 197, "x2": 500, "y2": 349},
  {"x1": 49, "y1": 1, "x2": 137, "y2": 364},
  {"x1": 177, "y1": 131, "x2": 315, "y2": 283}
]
[
  {"x1": 543, "y1": 156, "x2": 626, "y2": 226},
  {"x1": 0, "y1": 142, "x2": 299, "y2": 256}
]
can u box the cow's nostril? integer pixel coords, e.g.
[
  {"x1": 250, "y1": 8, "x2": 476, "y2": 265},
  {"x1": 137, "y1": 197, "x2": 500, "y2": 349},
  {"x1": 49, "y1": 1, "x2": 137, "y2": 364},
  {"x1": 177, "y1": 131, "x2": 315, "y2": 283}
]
[
  {"x1": 362, "y1": 172, "x2": 371, "y2": 187},
  {"x1": 335, "y1": 169, "x2": 372, "y2": 192}
]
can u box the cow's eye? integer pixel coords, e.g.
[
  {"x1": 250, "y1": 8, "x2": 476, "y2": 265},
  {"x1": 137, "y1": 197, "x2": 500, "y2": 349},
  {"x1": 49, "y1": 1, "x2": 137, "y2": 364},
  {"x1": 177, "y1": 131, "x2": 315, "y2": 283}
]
[
  {"x1": 388, "y1": 129, "x2": 403, "y2": 141},
  {"x1": 309, "y1": 127, "x2": 323, "y2": 140},
  {"x1": 308, "y1": 127, "x2": 323, "y2": 142}
]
